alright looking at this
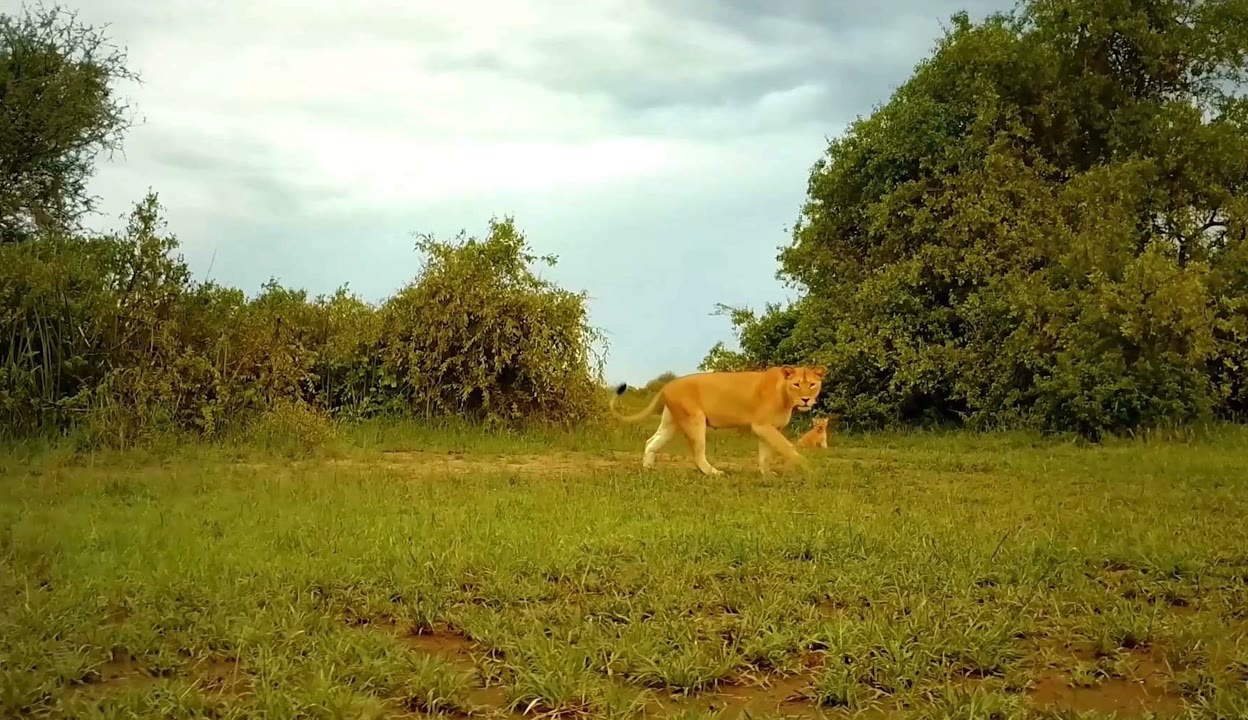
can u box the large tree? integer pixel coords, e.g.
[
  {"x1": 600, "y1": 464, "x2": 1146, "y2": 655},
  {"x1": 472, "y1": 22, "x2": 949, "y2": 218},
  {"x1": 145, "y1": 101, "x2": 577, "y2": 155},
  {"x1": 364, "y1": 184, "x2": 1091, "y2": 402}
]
[
  {"x1": 706, "y1": 0, "x2": 1248, "y2": 437},
  {"x1": 0, "y1": 4, "x2": 137, "y2": 243}
]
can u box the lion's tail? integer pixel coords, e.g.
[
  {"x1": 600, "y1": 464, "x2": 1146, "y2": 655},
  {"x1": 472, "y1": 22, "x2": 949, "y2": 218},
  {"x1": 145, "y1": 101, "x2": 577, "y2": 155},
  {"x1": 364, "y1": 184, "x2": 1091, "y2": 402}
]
[{"x1": 609, "y1": 383, "x2": 665, "y2": 423}]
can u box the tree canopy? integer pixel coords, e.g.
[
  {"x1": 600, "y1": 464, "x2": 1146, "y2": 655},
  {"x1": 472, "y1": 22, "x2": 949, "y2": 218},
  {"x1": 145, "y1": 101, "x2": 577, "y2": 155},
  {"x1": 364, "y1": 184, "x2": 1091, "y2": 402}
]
[
  {"x1": 0, "y1": 4, "x2": 137, "y2": 243},
  {"x1": 704, "y1": 0, "x2": 1248, "y2": 438}
]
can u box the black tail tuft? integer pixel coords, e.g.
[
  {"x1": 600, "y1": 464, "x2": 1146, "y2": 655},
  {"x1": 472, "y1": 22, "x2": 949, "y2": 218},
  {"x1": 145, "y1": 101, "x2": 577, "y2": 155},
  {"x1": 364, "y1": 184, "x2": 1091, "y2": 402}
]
[{"x1": 614, "y1": 383, "x2": 628, "y2": 395}]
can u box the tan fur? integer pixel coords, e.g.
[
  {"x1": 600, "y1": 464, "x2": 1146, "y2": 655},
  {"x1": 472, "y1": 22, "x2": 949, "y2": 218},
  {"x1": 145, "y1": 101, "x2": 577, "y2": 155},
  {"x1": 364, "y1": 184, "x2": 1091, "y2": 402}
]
[
  {"x1": 796, "y1": 417, "x2": 830, "y2": 448},
  {"x1": 610, "y1": 365, "x2": 826, "y2": 475}
]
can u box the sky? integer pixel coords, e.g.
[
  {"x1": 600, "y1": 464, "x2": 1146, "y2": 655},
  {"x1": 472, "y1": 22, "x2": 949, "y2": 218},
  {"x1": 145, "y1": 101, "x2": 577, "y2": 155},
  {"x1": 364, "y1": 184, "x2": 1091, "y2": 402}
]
[{"x1": 43, "y1": 0, "x2": 1014, "y2": 384}]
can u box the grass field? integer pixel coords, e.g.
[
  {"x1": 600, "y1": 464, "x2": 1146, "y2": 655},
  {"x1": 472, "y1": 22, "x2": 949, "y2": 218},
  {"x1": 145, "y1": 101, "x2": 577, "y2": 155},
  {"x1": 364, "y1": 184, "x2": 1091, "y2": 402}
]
[{"x1": 3, "y1": 422, "x2": 1248, "y2": 719}]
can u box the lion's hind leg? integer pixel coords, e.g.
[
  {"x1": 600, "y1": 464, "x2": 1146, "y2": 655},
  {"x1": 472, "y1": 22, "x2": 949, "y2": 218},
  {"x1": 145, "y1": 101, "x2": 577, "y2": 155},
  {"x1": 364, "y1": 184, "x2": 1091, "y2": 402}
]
[
  {"x1": 642, "y1": 408, "x2": 678, "y2": 469},
  {"x1": 677, "y1": 412, "x2": 722, "y2": 476}
]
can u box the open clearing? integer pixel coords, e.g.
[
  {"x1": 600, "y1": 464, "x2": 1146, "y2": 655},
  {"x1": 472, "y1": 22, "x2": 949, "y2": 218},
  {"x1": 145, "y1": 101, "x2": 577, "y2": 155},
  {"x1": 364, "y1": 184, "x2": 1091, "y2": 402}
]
[{"x1": 2, "y1": 427, "x2": 1247, "y2": 719}]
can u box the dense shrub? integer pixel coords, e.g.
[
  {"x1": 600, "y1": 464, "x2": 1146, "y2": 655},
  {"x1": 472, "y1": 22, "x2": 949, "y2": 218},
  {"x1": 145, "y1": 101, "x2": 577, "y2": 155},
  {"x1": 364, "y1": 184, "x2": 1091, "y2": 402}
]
[
  {"x1": 0, "y1": 198, "x2": 606, "y2": 443},
  {"x1": 0, "y1": 5, "x2": 605, "y2": 444},
  {"x1": 375, "y1": 219, "x2": 604, "y2": 425},
  {"x1": 704, "y1": 0, "x2": 1248, "y2": 438}
]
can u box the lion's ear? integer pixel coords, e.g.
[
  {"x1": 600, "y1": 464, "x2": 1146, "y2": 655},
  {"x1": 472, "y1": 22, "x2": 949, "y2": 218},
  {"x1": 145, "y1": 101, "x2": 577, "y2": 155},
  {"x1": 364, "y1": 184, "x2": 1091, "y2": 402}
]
[
  {"x1": 811, "y1": 365, "x2": 826, "y2": 378},
  {"x1": 780, "y1": 365, "x2": 796, "y2": 379}
]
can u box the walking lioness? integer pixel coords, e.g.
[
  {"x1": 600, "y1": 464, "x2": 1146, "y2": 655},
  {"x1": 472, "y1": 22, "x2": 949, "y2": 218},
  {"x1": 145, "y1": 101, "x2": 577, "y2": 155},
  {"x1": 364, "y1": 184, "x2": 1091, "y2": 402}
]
[{"x1": 610, "y1": 365, "x2": 825, "y2": 475}]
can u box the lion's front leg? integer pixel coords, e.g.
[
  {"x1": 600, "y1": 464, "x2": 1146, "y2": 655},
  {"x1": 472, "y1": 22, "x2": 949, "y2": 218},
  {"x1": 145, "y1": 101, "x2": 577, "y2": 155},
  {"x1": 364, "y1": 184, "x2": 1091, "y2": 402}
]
[
  {"x1": 757, "y1": 440, "x2": 776, "y2": 476},
  {"x1": 750, "y1": 423, "x2": 806, "y2": 470}
]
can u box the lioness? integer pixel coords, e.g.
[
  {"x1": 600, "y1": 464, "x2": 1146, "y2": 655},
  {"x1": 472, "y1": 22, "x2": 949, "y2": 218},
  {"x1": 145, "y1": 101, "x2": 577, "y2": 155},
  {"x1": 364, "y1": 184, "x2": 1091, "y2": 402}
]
[
  {"x1": 610, "y1": 365, "x2": 826, "y2": 475},
  {"x1": 796, "y1": 417, "x2": 831, "y2": 449}
]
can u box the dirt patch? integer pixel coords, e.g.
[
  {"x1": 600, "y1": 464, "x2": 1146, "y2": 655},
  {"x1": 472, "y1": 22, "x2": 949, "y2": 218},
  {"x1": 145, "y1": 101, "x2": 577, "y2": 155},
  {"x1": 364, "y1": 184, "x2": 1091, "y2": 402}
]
[
  {"x1": 190, "y1": 657, "x2": 249, "y2": 696},
  {"x1": 362, "y1": 620, "x2": 481, "y2": 669},
  {"x1": 719, "y1": 673, "x2": 824, "y2": 718},
  {"x1": 367, "y1": 622, "x2": 524, "y2": 718},
  {"x1": 346, "y1": 450, "x2": 637, "y2": 476},
  {"x1": 1028, "y1": 672, "x2": 1184, "y2": 716},
  {"x1": 378, "y1": 621, "x2": 836, "y2": 719},
  {"x1": 648, "y1": 662, "x2": 829, "y2": 720},
  {"x1": 251, "y1": 445, "x2": 877, "y2": 478},
  {"x1": 102, "y1": 605, "x2": 131, "y2": 625},
  {"x1": 1027, "y1": 647, "x2": 1185, "y2": 717},
  {"x1": 361, "y1": 448, "x2": 811, "y2": 476},
  {"x1": 395, "y1": 626, "x2": 477, "y2": 666},
  {"x1": 815, "y1": 598, "x2": 856, "y2": 620},
  {"x1": 465, "y1": 685, "x2": 513, "y2": 714},
  {"x1": 71, "y1": 654, "x2": 252, "y2": 700},
  {"x1": 650, "y1": 680, "x2": 816, "y2": 719},
  {"x1": 1128, "y1": 647, "x2": 1174, "y2": 683},
  {"x1": 71, "y1": 655, "x2": 156, "y2": 693}
]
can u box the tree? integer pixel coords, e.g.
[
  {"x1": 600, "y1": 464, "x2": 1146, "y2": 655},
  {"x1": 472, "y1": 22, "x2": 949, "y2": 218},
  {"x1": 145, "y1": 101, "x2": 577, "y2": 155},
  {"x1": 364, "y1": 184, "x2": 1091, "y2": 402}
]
[
  {"x1": 0, "y1": 3, "x2": 138, "y2": 243},
  {"x1": 707, "y1": 0, "x2": 1248, "y2": 437}
]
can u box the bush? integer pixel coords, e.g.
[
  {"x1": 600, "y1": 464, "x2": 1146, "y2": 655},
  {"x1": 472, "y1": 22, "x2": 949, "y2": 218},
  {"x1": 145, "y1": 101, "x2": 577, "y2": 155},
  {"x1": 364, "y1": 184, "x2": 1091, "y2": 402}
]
[
  {"x1": 705, "y1": 0, "x2": 1248, "y2": 439},
  {"x1": 374, "y1": 217, "x2": 605, "y2": 426},
  {"x1": 244, "y1": 400, "x2": 339, "y2": 458},
  {"x1": 0, "y1": 201, "x2": 605, "y2": 445},
  {"x1": 0, "y1": 5, "x2": 606, "y2": 445}
]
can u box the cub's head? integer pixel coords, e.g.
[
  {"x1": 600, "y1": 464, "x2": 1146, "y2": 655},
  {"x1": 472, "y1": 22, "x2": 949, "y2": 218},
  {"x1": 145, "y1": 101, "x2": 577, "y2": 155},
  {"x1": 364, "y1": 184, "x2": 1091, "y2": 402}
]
[
  {"x1": 811, "y1": 417, "x2": 830, "y2": 432},
  {"x1": 780, "y1": 365, "x2": 826, "y2": 412}
]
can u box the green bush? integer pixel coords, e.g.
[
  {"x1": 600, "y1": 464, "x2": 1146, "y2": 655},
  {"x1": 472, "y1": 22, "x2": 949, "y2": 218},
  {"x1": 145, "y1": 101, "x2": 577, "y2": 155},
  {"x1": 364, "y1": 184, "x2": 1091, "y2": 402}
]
[
  {"x1": 0, "y1": 200, "x2": 605, "y2": 444},
  {"x1": 0, "y1": 6, "x2": 605, "y2": 445},
  {"x1": 705, "y1": 0, "x2": 1248, "y2": 438},
  {"x1": 374, "y1": 218, "x2": 605, "y2": 426}
]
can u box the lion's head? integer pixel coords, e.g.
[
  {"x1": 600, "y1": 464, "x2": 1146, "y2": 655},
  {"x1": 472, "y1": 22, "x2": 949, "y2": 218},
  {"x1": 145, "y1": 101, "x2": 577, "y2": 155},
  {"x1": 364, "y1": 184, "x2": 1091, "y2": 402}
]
[{"x1": 781, "y1": 365, "x2": 825, "y2": 412}]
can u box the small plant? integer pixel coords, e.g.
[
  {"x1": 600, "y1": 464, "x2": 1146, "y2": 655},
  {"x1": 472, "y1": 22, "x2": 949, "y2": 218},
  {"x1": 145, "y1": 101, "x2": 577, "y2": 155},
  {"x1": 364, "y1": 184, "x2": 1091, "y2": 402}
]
[
  {"x1": 507, "y1": 640, "x2": 606, "y2": 717},
  {"x1": 925, "y1": 683, "x2": 1028, "y2": 720},
  {"x1": 393, "y1": 655, "x2": 474, "y2": 716},
  {"x1": 244, "y1": 401, "x2": 339, "y2": 458},
  {"x1": 810, "y1": 665, "x2": 864, "y2": 709}
]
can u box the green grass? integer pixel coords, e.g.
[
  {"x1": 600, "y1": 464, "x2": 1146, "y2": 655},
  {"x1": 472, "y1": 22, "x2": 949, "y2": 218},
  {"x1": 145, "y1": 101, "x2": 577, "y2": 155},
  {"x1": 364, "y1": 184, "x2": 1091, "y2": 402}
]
[{"x1": 3, "y1": 423, "x2": 1248, "y2": 719}]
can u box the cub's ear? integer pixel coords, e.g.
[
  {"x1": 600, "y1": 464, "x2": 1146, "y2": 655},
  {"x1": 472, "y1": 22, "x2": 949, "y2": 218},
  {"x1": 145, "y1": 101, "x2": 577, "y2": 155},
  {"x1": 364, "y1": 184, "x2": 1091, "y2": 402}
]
[
  {"x1": 811, "y1": 365, "x2": 826, "y2": 378},
  {"x1": 780, "y1": 365, "x2": 796, "y2": 379}
]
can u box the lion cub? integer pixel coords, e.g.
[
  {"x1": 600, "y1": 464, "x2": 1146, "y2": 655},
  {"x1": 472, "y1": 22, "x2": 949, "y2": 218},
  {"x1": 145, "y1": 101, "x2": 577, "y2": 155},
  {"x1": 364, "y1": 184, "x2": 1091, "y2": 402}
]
[{"x1": 796, "y1": 416, "x2": 834, "y2": 449}]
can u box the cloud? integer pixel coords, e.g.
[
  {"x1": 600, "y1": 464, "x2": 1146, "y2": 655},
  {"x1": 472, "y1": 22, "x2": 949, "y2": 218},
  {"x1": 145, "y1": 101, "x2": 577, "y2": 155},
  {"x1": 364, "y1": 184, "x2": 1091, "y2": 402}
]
[{"x1": 62, "y1": 0, "x2": 1017, "y2": 383}]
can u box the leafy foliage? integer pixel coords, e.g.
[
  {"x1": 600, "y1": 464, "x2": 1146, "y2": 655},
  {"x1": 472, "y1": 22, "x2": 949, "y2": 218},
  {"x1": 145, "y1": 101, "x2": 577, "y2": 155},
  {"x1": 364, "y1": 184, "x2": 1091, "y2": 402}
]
[
  {"x1": 0, "y1": 200, "x2": 605, "y2": 443},
  {"x1": 377, "y1": 218, "x2": 605, "y2": 425},
  {"x1": 707, "y1": 0, "x2": 1248, "y2": 438},
  {"x1": 0, "y1": 4, "x2": 604, "y2": 444},
  {"x1": 0, "y1": 3, "x2": 137, "y2": 243}
]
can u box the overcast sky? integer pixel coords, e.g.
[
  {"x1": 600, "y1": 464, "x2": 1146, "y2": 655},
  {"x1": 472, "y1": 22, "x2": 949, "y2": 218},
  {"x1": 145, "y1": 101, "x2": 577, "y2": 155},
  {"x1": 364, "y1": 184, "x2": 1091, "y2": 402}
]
[{"x1": 54, "y1": 0, "x2": 1014, "y2": 384}]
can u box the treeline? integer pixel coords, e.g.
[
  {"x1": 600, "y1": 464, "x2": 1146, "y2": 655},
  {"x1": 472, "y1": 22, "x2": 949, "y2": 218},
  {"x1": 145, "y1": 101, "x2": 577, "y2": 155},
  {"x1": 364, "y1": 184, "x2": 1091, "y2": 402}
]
[
  {"x1": 0, "y1": 6, "x2": 603, "y2": 443},
  {"x1": 704, "y1": 0, "x2": 1248, "y2": 438},
  {"x1": 0, "y1": 199, "x2": 605, "y2": 443},
  {"x1": 9, "y1": 1, "x2": 1248, "y2": 443}
]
